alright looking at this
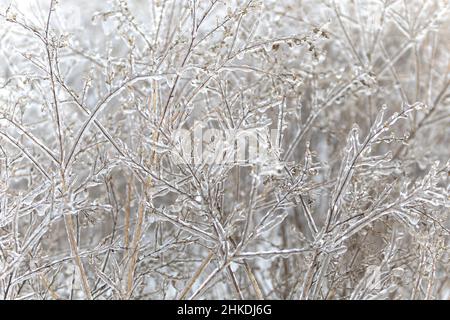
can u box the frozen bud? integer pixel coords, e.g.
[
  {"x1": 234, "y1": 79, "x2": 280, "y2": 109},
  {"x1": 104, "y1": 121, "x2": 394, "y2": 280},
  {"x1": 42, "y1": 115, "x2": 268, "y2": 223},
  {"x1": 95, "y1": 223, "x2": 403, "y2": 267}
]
[{"x1": 392, "y1": 268, "x2": 405, "y2": 278}]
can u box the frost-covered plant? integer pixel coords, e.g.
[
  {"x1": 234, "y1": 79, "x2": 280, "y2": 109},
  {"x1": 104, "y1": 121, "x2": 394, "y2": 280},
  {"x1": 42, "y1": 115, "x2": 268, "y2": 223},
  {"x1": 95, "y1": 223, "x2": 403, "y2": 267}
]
[{"x1": 0, "y1": 0, "x2": 448, "y2": 300}]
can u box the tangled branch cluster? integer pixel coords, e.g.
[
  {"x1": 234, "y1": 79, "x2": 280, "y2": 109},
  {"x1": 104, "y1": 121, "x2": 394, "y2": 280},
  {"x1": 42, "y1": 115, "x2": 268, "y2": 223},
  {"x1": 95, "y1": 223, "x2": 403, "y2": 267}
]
[{"x1": 0, "y1": 0, "x2": 449, "y2": 300}]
